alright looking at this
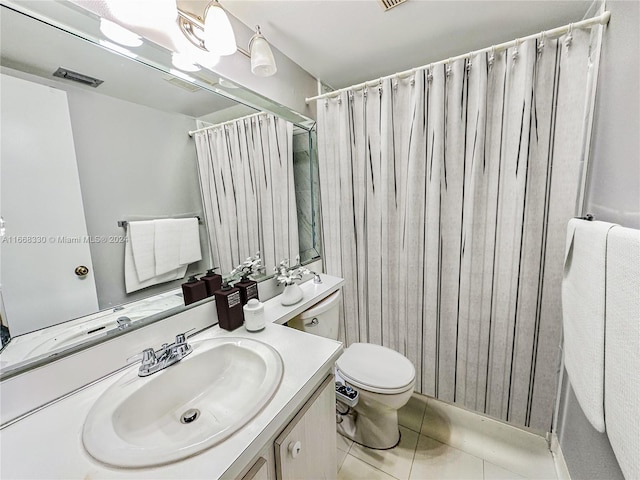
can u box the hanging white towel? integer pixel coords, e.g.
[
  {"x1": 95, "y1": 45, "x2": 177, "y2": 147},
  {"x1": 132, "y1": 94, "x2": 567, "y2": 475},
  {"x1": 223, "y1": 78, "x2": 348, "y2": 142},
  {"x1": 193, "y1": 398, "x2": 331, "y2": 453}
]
[
  {"x1": 178, "y1": 217, "x2": 202, "y2": 266},
  {"x1": 604, "y1": 225, "x2": 640, "y2": 480},
  {"x1": 562, "y1": 219, "x2": 616, "y2": 432},
  {"x1": 128, "y1": 220, "x2": 156, "y2": 282},
  {"x1": 154, "y1": 219, "x2": 183, "y2": 276},
  {"x1": 124, "y1": 227, "x2": 187, "y2": 293}
]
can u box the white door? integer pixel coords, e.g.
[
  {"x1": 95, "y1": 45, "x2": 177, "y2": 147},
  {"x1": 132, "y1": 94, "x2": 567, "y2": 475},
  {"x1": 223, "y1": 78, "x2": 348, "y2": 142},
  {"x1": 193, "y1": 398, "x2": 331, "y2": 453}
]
[{"x1": 1, "y1": 73, "x2": 99, "y2": 336}]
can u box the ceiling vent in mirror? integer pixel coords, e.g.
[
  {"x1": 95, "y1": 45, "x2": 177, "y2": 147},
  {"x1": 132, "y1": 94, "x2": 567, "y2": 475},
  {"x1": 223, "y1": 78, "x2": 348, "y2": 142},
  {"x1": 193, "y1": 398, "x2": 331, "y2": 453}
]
[
  {"x1": 379, "y1": 0, "x2": 408, "y2": 11},
  {"x1": 164, "y1": 76, "x2": 202, "y2": 92},
  {"x1": 53, "y1": 67, "x2": 104, "y2": 88}
]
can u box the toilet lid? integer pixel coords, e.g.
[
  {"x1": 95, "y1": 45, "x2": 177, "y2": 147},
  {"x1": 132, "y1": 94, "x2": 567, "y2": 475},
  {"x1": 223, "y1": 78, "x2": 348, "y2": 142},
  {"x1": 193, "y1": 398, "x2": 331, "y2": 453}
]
[{"x1": 336, "y1": 343, "x2": 415, "y2": 394}]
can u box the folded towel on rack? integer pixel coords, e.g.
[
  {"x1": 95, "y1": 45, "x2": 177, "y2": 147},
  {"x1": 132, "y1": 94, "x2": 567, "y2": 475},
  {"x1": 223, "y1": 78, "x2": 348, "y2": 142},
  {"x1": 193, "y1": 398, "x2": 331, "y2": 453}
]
[
  {"x1": 178, "y1": 217, "x2": 202, "y2": 266},
  {"x1": 154, "y1": 219, "x2": 183, "y2": 276},
  {"x1": 128, "y1": 220, "x2": 156, "y2": 282},
  {"x1": 562, "y1": 218, "x2": 617, "y2": 432},
  {"x1": 605, "y1": 225, "x2": 640, "y2": 479}
]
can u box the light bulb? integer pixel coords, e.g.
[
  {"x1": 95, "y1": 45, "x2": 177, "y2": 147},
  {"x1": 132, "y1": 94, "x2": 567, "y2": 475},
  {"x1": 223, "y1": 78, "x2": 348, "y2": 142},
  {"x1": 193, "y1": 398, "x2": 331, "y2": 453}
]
[
  {"x1": 99, "y1": 19, "x2": 142, "y2": 47},
  {"x1": 250, "y1": 34, "x2": 277, "y2": 77},
  {"x1": 203, "y1": 2, "x2": 237, "y2": 56}
]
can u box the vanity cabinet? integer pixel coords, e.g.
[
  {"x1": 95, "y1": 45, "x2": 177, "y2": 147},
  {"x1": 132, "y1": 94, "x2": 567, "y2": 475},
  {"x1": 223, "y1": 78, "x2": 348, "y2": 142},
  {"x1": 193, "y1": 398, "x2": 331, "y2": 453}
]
[{"x1": 274, "y1": 375, "x2": 336, "y2": 480}]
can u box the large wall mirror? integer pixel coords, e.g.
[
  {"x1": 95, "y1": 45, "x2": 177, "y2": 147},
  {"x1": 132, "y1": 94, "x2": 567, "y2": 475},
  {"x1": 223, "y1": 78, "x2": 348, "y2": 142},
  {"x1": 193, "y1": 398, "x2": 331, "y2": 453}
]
[{"x1": 0, "y1": 3, "x2": 321, "y2": 377}]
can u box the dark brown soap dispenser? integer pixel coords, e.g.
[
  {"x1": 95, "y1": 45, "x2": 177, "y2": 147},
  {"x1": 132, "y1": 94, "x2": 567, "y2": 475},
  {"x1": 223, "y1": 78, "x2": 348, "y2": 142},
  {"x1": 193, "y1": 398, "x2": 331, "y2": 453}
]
[
  {"x1": 235, "y1": 275, "x2": 259, "y2": 305},
  {"x1": 182, "y1": 275, "x2": 207, "y2": 306},
  {"x1": 202, "y1": 268, "x2": 223, "y2": 297},
  {"x1": 214, "y1": 282, "x2": 244, "y2": 331}
]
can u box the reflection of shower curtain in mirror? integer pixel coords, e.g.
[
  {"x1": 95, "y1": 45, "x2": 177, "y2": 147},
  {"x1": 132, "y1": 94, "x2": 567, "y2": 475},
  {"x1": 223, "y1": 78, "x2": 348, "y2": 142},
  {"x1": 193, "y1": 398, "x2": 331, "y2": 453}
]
[{"x1": 193, "y1": 113, "x2": 298, "y2": 275}]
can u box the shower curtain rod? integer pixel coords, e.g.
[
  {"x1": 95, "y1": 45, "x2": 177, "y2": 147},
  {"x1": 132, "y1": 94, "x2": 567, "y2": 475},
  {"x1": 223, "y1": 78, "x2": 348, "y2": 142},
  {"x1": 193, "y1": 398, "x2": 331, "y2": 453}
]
[
  {"x1": 188, "y1": 111, "x2": 267, "y2": 137},
  {"x1": 305, "y1": 10, "x2": 610, "y2": 104}
]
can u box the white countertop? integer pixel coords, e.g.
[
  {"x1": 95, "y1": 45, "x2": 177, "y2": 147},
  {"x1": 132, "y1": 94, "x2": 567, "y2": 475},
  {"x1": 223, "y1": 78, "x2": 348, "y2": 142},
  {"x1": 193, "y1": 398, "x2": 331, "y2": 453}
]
[{"x1": 0, "y1": 274, "x2": 345, "y2": 479}]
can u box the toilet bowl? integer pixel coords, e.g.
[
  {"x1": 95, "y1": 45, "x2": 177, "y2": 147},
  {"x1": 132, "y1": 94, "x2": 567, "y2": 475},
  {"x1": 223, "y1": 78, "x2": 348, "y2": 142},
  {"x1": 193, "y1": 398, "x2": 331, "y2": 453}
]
[{"x1": 289, "y1": 290, "x2": 416, "y2": 449}]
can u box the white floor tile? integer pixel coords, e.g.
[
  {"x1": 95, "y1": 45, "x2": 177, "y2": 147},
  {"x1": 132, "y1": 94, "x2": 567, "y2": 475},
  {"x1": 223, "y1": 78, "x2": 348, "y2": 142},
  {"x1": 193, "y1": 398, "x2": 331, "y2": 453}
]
[
  {"x1": 337, "y1": 431, "x2": 353, "y2": 452},
  {"x1": 349, "y1": 426, "x2": 419, "y2": 480},
  {"x1": 420, "y1": 398, "x2": 557, "y2": 479},
  {"x1": 399, "y1": 394, "x2": 428, "y2": 433},
  {"x1": 410, "y1": 434, "x2": 484, "y2": 479},
  {"x1": 483, "y1": 461, "x2": 526, "y2": 479},
  {"x1": 338, "y1": 454, "x2": 398, "y2": 480},
  {"x1": 337, "y1": 447, "x2": 348, "y2": 470}
]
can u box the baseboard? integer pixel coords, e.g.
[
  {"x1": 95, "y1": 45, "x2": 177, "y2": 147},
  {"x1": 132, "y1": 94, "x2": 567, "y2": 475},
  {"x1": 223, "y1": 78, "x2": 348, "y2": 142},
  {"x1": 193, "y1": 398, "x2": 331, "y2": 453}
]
[{"x1": 549, "y1": 432, "x2": 572, "y2": 480}]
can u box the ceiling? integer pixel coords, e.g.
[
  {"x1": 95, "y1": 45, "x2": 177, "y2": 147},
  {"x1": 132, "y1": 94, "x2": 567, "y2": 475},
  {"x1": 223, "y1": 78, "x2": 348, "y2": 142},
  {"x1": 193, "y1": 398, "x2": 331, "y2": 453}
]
[{"x1": 221, "y1": 0, "x2": 594, "y2": 89}]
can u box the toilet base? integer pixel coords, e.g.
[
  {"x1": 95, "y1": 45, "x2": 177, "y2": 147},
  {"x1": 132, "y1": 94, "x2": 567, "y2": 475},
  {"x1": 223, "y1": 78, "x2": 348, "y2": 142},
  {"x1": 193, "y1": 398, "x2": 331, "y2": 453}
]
[{"x1": 336, "y1": 405, "x2": 401, "y2": 449}]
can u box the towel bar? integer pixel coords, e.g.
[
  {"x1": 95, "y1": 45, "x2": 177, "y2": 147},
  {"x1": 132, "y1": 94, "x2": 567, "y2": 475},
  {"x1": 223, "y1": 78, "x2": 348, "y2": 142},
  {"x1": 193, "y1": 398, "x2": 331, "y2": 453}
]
[{"x1": 118, "y1": 216, "x2": 201, "y2": 228}]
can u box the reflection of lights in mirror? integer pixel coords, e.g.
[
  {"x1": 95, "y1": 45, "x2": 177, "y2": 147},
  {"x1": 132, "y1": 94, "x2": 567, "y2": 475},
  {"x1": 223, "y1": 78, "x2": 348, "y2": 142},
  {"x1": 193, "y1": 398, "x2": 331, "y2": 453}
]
[
  {"x1": 171, "y1": 52, "x2": 200, "y2": 72},
  {"x1": 98, "y1": 40, "x2": 138, "y2": 59},
  {"x1": 99, "y1": 19, "x2": 142, "y2": 47},
  {"x1": 106, "y1": 0, "x2": 178, "y2": 30}
]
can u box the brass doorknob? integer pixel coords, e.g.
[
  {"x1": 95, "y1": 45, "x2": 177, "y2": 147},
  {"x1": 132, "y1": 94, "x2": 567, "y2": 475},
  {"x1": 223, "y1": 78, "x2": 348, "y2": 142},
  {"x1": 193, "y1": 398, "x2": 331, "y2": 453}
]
[{"x1": 75, "y1": 265, "x2": 89, "y2": 277}]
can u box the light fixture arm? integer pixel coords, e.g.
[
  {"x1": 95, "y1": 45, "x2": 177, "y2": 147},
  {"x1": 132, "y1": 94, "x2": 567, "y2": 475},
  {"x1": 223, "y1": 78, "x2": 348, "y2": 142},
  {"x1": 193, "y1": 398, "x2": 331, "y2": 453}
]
[{"x1": 177, "y1": 6, "x2": 249, "y2": 58}]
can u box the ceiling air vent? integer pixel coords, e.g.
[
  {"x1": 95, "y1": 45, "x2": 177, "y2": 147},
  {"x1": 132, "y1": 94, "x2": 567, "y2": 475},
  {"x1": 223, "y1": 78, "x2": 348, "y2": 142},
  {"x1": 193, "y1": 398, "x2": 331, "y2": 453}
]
[
  {"x1": 53, "y1": 67, "x2": 103, "y2": 88},
  {"x1": 379, "y1": 0, "x2": 408, "y2": 11}
]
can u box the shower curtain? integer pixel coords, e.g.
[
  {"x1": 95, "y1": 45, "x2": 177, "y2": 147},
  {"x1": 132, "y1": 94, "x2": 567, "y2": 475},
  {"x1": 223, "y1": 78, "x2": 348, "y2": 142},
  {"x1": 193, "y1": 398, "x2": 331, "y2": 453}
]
[
  {"x1": 194, "y1": 113, "x2": 298, "y2": 275},
  {"x1": 317, "y1": 28, "x2": 601, "y2": 431}
]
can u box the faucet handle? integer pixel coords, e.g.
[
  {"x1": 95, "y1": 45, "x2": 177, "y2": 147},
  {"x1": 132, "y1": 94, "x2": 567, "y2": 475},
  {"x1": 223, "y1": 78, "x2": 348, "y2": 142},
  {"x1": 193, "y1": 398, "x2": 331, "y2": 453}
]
[
  {"x1": 140, "y1": 348, "x2": 158, "y2": 368},
  {"x1": 175, "y1": 328, "x2": 196, "y2": 345}
]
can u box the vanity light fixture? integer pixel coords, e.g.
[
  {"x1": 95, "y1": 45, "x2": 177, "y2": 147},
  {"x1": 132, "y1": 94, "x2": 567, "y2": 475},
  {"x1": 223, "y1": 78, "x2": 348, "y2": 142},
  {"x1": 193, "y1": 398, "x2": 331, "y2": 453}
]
[
  {"x1": 249, "y1": 25, "x2": 277, "y2": 77},
  {"x1": 177, "y1": 1, "x2": 236, "y2": 56}
]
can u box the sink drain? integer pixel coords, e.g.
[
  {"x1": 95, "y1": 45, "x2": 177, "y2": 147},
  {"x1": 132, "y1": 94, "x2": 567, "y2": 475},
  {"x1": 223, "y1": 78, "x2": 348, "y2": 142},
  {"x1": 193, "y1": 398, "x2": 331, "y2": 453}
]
[{"x1": 180, "y1": 408, "x2": 200, "y2": 424}]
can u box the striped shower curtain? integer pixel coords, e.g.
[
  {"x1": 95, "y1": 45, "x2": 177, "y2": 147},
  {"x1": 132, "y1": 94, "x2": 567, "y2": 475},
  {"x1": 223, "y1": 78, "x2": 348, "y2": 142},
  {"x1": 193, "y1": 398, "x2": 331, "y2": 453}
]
[
  {"x1": 194, "y1": 113, "x2": 298, "y2": 275},
  {"x1": 317, "y1": 28, "x2": 601, "y2": 431}
]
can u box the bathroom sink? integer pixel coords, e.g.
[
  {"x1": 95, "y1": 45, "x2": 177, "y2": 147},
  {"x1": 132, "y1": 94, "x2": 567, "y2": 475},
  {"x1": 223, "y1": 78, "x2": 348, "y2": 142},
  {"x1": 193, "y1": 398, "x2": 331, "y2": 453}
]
[{"x1": 82, "y1": 337, "x2": 283, "y2": 468}]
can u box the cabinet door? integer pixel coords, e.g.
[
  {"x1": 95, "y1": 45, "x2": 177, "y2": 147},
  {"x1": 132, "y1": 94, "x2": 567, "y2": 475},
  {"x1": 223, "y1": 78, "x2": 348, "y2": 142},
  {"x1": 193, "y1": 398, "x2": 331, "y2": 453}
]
[
  {"x1": 241, "y1": 457, "x2": 269, "y2": 480},
  {"x1": 275, "y1": 375, "x2": 336, "y2": 480}
]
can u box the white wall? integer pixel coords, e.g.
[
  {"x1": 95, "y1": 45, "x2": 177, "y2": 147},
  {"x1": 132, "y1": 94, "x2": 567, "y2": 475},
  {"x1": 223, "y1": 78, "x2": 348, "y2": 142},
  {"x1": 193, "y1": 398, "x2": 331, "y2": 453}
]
[{"x1": 556, "y1": 1, "x2": 639, "y2": 478}]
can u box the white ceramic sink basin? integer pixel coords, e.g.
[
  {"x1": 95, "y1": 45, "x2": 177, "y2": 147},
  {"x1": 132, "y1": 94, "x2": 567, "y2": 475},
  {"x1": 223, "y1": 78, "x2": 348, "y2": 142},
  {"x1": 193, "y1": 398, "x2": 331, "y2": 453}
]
[{"x1": 82, "y1": 337, "x2": 283, "y2": 468}]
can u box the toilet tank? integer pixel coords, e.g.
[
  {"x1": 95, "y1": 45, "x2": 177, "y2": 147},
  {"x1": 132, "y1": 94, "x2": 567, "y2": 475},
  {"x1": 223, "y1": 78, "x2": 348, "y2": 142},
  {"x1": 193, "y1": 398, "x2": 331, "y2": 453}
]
[{"x1": 288, "y1": 290, "x2": 341, "y2": 340}]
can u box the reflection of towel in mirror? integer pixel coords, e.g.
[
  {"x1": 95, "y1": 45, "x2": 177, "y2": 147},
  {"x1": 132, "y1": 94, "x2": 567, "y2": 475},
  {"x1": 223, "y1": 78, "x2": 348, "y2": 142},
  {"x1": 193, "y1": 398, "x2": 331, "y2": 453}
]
[
  {"x1": 128, "y1": 220, "x2": 156, "y2": 281},
  {"x1": 125, "y1": 225, "x2": 187, "y2": 293},
  {"x1": 154, "y1": 218, "x2": 202, "y2": 276}
]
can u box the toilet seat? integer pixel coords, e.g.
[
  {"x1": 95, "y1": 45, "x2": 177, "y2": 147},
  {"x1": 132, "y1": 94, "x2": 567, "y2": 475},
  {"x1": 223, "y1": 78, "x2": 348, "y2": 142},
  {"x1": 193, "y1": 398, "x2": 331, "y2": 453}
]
[{"x1": 336, "y1": 343, "x2": 415, "y2": 395}]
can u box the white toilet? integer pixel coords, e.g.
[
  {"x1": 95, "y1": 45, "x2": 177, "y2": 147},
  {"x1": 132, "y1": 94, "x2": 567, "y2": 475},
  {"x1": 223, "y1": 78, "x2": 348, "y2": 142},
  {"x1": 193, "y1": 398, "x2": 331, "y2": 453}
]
[{"x1": 289, "y1": 290, "x2": 416, "y2": 449}]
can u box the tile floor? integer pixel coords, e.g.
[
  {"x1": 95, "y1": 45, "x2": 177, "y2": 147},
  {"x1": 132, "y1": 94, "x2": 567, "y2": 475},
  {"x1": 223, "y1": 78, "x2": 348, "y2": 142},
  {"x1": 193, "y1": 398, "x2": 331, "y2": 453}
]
[{"x1": 337, "y1": 394, "x2": 559, "y2": 480}]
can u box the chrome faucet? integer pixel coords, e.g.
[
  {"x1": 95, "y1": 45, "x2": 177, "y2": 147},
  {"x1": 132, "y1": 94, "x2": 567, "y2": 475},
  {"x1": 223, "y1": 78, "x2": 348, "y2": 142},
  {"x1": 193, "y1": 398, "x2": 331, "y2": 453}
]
[{"x1": 135, "y1": 331, "x2": 193, "y2": 377}]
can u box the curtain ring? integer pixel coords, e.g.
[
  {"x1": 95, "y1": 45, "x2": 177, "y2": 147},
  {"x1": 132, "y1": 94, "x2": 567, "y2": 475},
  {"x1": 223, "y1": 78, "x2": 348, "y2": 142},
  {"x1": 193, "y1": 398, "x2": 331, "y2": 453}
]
[
  {"x1": 410, "y1": 77, "x2": 415, "y2": 87},
  {"x1": 538, "y1": 31, "x2": 546, "y2": 55},
  {"x1": 427, "y1": 64, "x2": 434, "y2": 82},
  {"x1": 324, "y1": 99, "x2": 329, "y2": 108},
  {"x1": 445, "y1": 58, "x2": 453, "y2": 77},
  {"x1": 363, "y1": 86, "x2": 368, "y2": 98},
  {"x1": 565, "y1": 23, "x2": 574, "y2": 48},
  {"x1": 512, "y1": 38, "x2": 520, "y2": 61},
  {"x1": 488, "y1": 46, "x2": 496, "y2": 67},
  {"x1": 466, "y1": 54, "x2": 473, "y2": 72}
]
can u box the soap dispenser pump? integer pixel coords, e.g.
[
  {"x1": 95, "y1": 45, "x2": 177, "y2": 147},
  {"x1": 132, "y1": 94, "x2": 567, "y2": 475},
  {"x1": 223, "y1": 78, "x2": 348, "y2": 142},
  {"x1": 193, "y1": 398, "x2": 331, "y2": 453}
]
[
  {"x1": 202, "y1": 268, "x2": 223, "y2": 297},
  {"x1": 214, "y1": 281, "x2": 244, "y2": 331},
  {"x1": 182, "y1": 275, "x2": 207, "y2": 306}
]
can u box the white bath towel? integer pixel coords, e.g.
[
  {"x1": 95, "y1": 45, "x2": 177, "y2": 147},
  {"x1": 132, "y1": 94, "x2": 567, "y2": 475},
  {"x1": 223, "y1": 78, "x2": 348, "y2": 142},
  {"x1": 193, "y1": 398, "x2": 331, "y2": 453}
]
[
  {"x1": 128, "y1": 221, "x2": 156, "y2": 282},
  {"x1": 178, "y1": 217, "x2": 202, "y2": 266},
  {"x1": 562, "y1": 219, "x2": 616, "y2": 432},
  {"x1": 124, "y1": 227, "x2": 187, "y2": 293},
  {"x1": 605, "y1": 225, "x2": 640, "y2": 479},
  {"x1": 154, "y1": 219, "x2": 183, "y2": 276}
]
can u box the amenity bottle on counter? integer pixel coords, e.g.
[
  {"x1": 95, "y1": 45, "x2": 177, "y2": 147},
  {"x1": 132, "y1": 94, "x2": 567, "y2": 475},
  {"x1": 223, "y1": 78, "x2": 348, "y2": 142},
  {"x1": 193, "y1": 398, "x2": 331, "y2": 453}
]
[
  {"x1": 202, "y1": 268, "x2": 222, "y2": 297},
  {"x1": 214, "y1": 282, "x2": 244, "y2": 331},
  {"x1": 243, "y1": 298, "x2": 265, "y2": 332},
  {"x1": 235, "y1": 275, "x2": 259, "y2": 305},
  {"x1": 182, "y1": 275, "x2": 207, "y2": 306}
]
